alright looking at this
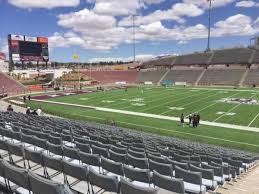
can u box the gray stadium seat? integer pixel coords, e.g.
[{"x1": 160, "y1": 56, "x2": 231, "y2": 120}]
[
  {"x1": 120, "y1": 178, "x2": 158, "y2": 194},
  {"x1": 153, "y1": 171, "x2": 185, "y2": 194},
  {"x1": 89, "y1": 167, "x2": 119, "y2": 194},
  {"x1": 28, "y1": 170, "x2": 74, "y2": 194}
]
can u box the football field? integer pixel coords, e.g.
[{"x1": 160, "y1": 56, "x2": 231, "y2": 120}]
[
  {"x1": 28, "y1": 86, "x2": 259, "y2": 153},
  {"x1": 47, "y1": 86, "x2": 259, "y2": 127}
]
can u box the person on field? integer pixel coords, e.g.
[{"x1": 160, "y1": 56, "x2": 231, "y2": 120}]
[
  {"x1": 180, "y1": 113, "x2": 184, "y2": 127},
  {"x1": 28, "y1": 95, "x2": 31, "y2": 101},
  {"x1": 197, "y1": 113, "x2": 200, "y2": 126},
  {"x1": 26, "y1": 107, "x2": 31, "y2": 115},
  {"x1": 7, "y1": 105, "x2": 14, "y2": 112},
  {"x1": 193, "y1": 114, "x2": 198, "y2": 128},
  {"x1": 188, "y1": 113, "x2": 192, "y2": 125},
  {"x1": 111, "y1": 119, "x2": 116, "y2": 126},
  {"x1": 23, "y1": 96, "x2": 26, "y2": 102}
]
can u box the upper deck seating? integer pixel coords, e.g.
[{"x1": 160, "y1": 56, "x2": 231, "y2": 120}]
[{"x1": 211, "y1": 48, "x2": 253, "y2": 65}]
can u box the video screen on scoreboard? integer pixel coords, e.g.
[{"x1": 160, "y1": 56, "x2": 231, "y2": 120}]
[
  {"x1": 8, "y1": 34, "x2": 49, "y2": 62},
  {"x1": 19, "y1": 41, "x2": 43, "y2": 56}
]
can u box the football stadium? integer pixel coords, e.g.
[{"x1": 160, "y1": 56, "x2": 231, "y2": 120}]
[{"x1": 0, "y1": 0, "x2": 259, "y2": 194}]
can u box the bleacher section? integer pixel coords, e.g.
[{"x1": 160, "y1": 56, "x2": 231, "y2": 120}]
[
  {"x1": 0, "y1": 71, "x2": 26, "y2": 95},
  {"x1": 252, "y1": 50, "x2": 259, "y2": 64},
  {"x1": 198, "y1": 68, "x2": 246, "y2": 86},
  {"x1": 243, "y1": 69, "x2": 259, "y2": 86},
  {"x1": 174, "y1": 52, "x2": 213, "y2": 65},
  {"x1": 0, "y1": 112, "x2": 257, "y2": 194},
  {"x1": 82, "y1": 70, "x2": 138, "y2": 84},
  {"x1": 141, "y1": 56, "x2": 175, "y2": 68},
  {"x1": 141, "y1": 48, "x2": 258, "y2": 69},
  {"x1": 163, "y1": 69, "x2": 203, "y2": 85},
  {"x1": 136, "y1": 70, "x2": 167, "y2": 84},
  {"x1": 210, "y1": 48, "x2": 253, "y2": 65}
]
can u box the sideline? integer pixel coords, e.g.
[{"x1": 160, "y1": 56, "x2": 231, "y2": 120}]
[
  {"x1": 70, "y1": 111, "x2": 259, "y2": 147},
  {"x1": 32, "y1": 99, "x2": 259, "y2": 133}
]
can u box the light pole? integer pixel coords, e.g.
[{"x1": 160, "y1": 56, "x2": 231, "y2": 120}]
[
  {"x1": 132, "y1": 15, "x2": 136, "y2": 63},
  {"x1": 206, "y1": 0, "x2": 213, "y2": 52}
]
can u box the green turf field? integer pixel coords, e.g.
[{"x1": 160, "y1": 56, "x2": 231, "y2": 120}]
[{"x1": 27, "y1": 86, "x2": 259, "y2": 153}]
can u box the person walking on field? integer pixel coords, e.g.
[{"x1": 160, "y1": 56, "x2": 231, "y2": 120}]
[
  {"x1": 188, "y1": 113, "x2": 192, "y2": 125},
  {"x1": 180, "y1": 113, "x2": 185, "y2": 127},
  {"x1": 197, "y1": 113, "x2": 200, "y2": 126},
  {"x1": 193, "y1": 114, "x2": 197, "y2": 128}
]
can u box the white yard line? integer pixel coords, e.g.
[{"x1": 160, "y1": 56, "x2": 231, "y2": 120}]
[
  {"x1": 214, "y1": 94, "x2": 256, "y2": 122},
  {"x1": 194, "y1": 92, "x2": 240, "y2": 114},
  {"x1": 109, "y1": 88, "x2": 177, "y2": 108},
  {"x1": 213, "y1": 103, "x2": 242, "y2": 122},
  {"x1": 248, "y1": 112, "x2": 259, "y2": 127},
  {"x1": 121, "y1": 89, "x2": 191, "y2": 110},
  {"x1": 161, "y1": 92, "x2": 220, "y2": 115},
  {"x1": 174, "y1": 87, "x2": 259, "y2": 93},
  {"x1": 32, "y1": 99, "x2": 259, "y2": 133},
  {"x1": 141, "y1": 90, "x2": 211, "y2": 112}
]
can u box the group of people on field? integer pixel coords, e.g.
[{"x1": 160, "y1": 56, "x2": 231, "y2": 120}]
[{"x1": 180, "y1": 113, "x2": 200, "y2": 127}]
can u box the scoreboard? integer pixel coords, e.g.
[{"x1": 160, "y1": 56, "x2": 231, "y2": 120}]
[{"x1": 8, "y1": 34, "x2": 49, "y2": 62}]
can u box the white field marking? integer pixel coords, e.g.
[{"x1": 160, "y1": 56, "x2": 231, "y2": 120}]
[
  {"x1": 214, "y1": 104, "x2": 241, "y2": 122},
  {"x1": 226, "y1": 112, "x2": 236, "y2": 116},
  {"x1": 131, "y1": 103, "x2": 146, "y2": 106},
  {"x1": 192, "y1": 92, "x2": 240, "y2": 114},
  {"x1": 141, "y1": 90, "x2": 211, "y2": 112},
  {"x1": 80, "y1": 98, "x2": 89, "y2": 100},
  {"x1": 174, "y1": 87, "x2": 259, "y2": 93},
  {"x1": 32, "y1": 99, "x2": 259, "y2": 133},
  {"x1": 161, "y1": 91, "x2": 219, "y2": 115},
  {"x1": 169, "y1": 107, "x2": 184, "y2": 110},
  {"x1": 216, "y1": 112, "x2": 236, "y2": 116},
  {"x1": 71, "y1": 111, "x2": 259, "y2": 147},
  {"x1": 49, "y1": 95, "x2": 60, "y2": 98},
  {"x1": 9, "y1": 100, "x2": 24, "y2": 105},
  {"x1": 214, "y1": 94, "x2": 256, "y2": 122},
  {"x1": 248, "y1": 112, "x2": 259, "y2": 127},
  {"x1": 64, "y1": 93, "x2": 75, "y2": 96},
  {"x1": 101, "y1": 100, "x2": 115, "y2": 103},
  {"x1": 121, "y1": 89, "x2": 191, "y2": 110},
  {"x1": 106, "y1": 88, "x2": 175, "y2": 107},
  {"x1": 130, "y1": 98, "x2": 144, "y2": 102}
]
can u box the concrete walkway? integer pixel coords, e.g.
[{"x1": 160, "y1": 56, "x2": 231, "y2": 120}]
[
  {"x1": 216, "y1": 164, "x2": 259, "y2": 194},
  {"x1": 32, "y1": 99, "x2": 259, "y2": 133}
]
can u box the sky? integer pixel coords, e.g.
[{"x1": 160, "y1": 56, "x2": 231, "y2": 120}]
[{"x1": 0, "y1": 0, "x2": 258, "y2": 62}]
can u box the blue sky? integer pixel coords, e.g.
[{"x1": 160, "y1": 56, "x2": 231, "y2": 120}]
[{"x1": 0, "y1": 0, "x2": 258, "y2": 62}]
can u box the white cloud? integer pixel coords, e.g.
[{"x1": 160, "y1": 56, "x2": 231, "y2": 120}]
[
  {"x1": 93, "y1": 0, "x2": 143, "y2": 16},
  {"x1": 235, "y1": 0, "x2": 259, "y2": 7},
  {"x1": 212, "y1": 14, "x2": 258, "y2": 37},
  {"x1": 88, "y1": 54, "x2": 155, "y2": 63},
  {"x1": 143, "y1": 0, "x2": 165, "y2": 5},
  {"x1": 119, "y1": 3, "x2": 204, "y2": 26},
  {"x1": 8, "y1": 0, "x2": 80, "y2": 9},
  {"x1": 58, "y1": 9, "x2": 116, "y2": 32},
  {"x1": 86, "y1": 0, "x2": 166, "y2": 16},
  {"x1": 183, "y1": 0, "x2": 237, "y2": 9}
]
